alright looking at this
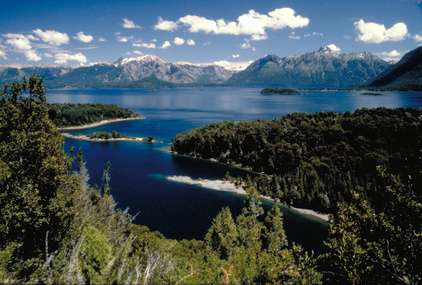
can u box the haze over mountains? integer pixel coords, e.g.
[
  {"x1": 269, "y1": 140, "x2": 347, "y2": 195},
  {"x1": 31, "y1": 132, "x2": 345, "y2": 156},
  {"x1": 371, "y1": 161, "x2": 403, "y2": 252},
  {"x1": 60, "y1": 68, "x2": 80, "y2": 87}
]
[{"x1": 0, "y1": 46, "x2": 420, "y2": 89}]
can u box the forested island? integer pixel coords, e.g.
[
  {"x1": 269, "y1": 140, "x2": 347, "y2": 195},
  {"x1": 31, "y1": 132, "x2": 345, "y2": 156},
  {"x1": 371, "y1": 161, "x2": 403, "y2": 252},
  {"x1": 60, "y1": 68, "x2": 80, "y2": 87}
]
[
  {"x1": 47, "y1": 103, "x2": 142, "y2": 128},
  {"x1": 1, "y1": 76, "x2": 421, "y2": 284},
  {"x1": 260, "y1": 88, "x2": 301, "y2": 95},
  {"x1": 62, "y1": 131, "x2": 157, "y2": 143}
]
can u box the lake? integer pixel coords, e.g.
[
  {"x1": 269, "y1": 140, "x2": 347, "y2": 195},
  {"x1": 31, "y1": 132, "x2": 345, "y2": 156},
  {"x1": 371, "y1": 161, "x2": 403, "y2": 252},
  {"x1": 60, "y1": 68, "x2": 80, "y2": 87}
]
[{"x1": 47, "y1": 87, "x2": 422, "y2": 253}]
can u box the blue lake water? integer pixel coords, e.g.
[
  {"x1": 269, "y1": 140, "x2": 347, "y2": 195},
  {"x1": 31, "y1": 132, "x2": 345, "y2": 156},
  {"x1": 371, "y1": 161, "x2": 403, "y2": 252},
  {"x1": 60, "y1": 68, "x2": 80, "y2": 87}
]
[{"x1": 47, "y1": 87, "x2": 422, "y2": 253}]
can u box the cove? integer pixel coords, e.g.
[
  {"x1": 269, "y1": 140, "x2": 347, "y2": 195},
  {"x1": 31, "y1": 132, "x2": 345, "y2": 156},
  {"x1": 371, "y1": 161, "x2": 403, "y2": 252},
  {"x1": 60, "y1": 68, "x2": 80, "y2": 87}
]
[{"x1": 48, "y1": 87, "x2": 422, "y2": 253}]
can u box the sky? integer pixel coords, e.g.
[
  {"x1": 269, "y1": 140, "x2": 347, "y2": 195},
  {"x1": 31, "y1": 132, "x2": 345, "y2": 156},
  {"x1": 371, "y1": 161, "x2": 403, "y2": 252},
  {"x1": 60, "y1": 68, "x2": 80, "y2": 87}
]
[{"x1": 0, "y1": 0, "x2": 421, "y2": 67}]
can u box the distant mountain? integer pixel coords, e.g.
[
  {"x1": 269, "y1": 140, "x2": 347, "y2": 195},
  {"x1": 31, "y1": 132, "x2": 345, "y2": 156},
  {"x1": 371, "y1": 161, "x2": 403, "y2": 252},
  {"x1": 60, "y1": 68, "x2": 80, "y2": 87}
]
[
  {"x1": 0, "y1": 55, "x2": 233, "y2": 88},
  {"x1": 363, "y1": 46, "x2": 422, "y2": 91},
  {"x1": 227, "y1": 46, "x2": 390, "y2": 88}
]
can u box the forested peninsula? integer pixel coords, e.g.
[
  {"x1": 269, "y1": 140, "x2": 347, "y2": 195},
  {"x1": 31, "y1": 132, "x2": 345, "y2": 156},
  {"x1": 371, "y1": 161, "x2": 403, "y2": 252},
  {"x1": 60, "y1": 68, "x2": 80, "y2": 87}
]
[
  {"x1": 47, "y1": 103, "x2": 142, "y2": 128},
  {"x1": 1, "y1": 76, "x2": 421, "y2": 284}
]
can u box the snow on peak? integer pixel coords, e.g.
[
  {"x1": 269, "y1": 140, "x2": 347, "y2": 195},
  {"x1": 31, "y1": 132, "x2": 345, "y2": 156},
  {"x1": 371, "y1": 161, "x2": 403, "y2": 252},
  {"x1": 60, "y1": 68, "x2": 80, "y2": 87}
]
[{"x1": 118, "y1": 54, "x2": 164, "y2": 65}]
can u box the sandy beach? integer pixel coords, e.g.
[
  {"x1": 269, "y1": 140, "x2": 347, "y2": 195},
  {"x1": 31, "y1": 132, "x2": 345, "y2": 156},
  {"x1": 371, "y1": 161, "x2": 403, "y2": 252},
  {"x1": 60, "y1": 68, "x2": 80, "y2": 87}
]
[
  {"x1": 62, "y1": 132, "x2": 162, "y2": 143},
  {"x1": 58, "y1": 117, "x2": 145, "y2": 130},
  {"x1": 165, "y1": 175, "x2": 330, "y2": 222}
]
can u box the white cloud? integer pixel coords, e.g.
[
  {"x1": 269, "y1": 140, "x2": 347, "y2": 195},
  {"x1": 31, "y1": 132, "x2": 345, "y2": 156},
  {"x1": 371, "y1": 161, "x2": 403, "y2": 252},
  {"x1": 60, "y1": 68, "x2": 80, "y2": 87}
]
[
  {"x1": 174, "y1": 37, "x2": 185, "y2": 45},
  {"x1": 214, "y1": 60, "x2": 231, "y2": 67},
  {"x1": 160, "y1": 41, "x2": 171, "y2": 49},
  {"x1": 117, "y1": 36, "x2": 133, "y2": 42},
  {"x1": 354, "y1": 19, "x2": 407, "y2": 43},
  {"x1": 187, "y1": 39, "x2": 195, "y2": 45},
  {"x1": 133, "y1": 43, "x2": 156, "y2": 48},
  {"x1": 154, "y1": 17, "x2": 179, "y2": 32},
  {"x1": 3, "y1": 33, "x2": 32, "y2": 51},
  {"x1": 25, "y1": 50, "x2": 41, "y2": 62},
  {"x1": 122, "y1": 18, "x2": 141, "y2": 29},
  {"x1": 326, "y1": 44, "x2": 341, "y2": 52},
  {"x1": 98, "y1": 37, "x2": 106, "y2": 42},
  {"x1": 414, "y1": 34, "x2": 422, "y2": 42},
  {"x1": 157, "y1": 7, "x2": 309, "y2": 40},
  {"x1": 133, "y1": 51, "x2": 143, "y2": 55},
  {"x1": 0, "y1": 50, "x2": 6, "y2": 59},
  {"x1": 74, "y1": 31, "x2": 94, "y2": 43},
  {"x1": 2, "y1": 33, "x2": 42, "y2": 61},
  {"x1": 240, "y1": 40, "x2": 256, "y2": 51},
  {"x1": 378, "y1": 50, "x2": 401, "y2": 57},
  {"x1": 44, "y1": 53, "x2": 53, "y2": 58},
  {"x1": 232, "y1": 54, "x2": 240, "y2": 58},
  {"x1": 289, "y1": 32, "x2": 300, "y2": 40},
  {"x1": 55, "y1": 52, "x2": 87, "y2": 64},
  {"x1": 33, "y1": 29, "x2": 69, "y2": 45},
  {"x1": 251, "y1": 34, "x2": 267, "y2": 41}
]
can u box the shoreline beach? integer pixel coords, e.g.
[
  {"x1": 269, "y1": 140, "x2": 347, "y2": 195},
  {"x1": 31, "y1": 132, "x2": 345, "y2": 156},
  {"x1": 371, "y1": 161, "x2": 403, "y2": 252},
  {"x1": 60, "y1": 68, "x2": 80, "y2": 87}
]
[
  {"x1": 58, "y1": 117, "x2": 145, "y2": 130},
  {"x1": 165, "y1": 175, "x2": 330, "y2": 222}
]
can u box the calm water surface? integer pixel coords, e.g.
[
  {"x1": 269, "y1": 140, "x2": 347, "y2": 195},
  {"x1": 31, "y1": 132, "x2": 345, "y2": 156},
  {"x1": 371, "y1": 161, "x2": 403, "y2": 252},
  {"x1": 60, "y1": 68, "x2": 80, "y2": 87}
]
[{"x1": 47, "y1": 87, "x2": 422, "y2": 253}]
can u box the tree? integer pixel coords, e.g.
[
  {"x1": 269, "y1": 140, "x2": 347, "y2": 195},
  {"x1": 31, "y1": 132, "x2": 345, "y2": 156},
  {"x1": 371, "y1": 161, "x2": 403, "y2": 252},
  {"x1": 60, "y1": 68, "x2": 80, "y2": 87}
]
[
  {"x1": 204, "y1": 207, "x2": 238, "y2": 260},
  {"x1": 0, "y1": 75, "x2": 79, "y2": 277},
  {"x1": 101, "y1": 161, "x2": 112, "y2": 196}
]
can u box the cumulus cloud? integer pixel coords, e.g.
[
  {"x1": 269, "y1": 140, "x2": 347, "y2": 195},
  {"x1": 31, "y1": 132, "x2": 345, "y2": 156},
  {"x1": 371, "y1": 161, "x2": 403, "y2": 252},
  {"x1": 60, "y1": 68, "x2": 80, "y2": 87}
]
[
  {"x1": 414, "y1": 34, "x2": 422, "y2": 42},
  {"x1": 133, "y1": 51, "x2": 143, "y2": 55},
  {"x1": 187, "y1": 39, "x2": 195, "y2": 45},
  {"x1": 98, "y1": 37, "x2": 106, "y2": 42},
  {"x1": 327, "y1": 44, "x2": 341, "y2": 52},
  {"x1": 117, "y1": 36, "x2": 133, "y2": 42},
  {"x1": 74, "y1": 31, "x2": 94, "y2": 43},
  {"x1": 240, "y1": 40, "x2": 256, "y2": 51},
  {"x1": 174, "y1": 37, "x2": 185, "y2": 45},
  {"x1": 154, "y1": 17, "x2": 179, "y2": 32},
  {"x1": 155, "y1": 7, "x2": 309, "y2": 40},
  {"x1": 133, "y1": 43, "x2": 156, "y2": 48},
  {"x1": 2, "y1": 33, "x2": 41, "y2": 61},
  {"x1": 122, "y1": 18, "x2": 141, "y2": 29},
  {"x1": 378, "y1": 50, "x2": 401, "y2": 57},
  {"x1": 251, "y1": 34, "x2": 267, "y2": 41},
  {"x1": 33, "y1": 29, "x2": 69, "y2": 45},
  {"x1": 3, "y1": 33, "x2": 32, "y2": 51},
  {"x1": 55, "y1": 52, "x2": 87, "y2": 64},
  {"x1": 160, "y1": 41, "x2": 171, "y2": 49},
  {"x1": 232, "y1": 54, "x2": 240, "y2": 58},
  {"x1": 354, "y1": 20, "x2": 407, "y2": 43},
  {"x1": 25, "y1": 50, "x2": 41, "y2": 62}
]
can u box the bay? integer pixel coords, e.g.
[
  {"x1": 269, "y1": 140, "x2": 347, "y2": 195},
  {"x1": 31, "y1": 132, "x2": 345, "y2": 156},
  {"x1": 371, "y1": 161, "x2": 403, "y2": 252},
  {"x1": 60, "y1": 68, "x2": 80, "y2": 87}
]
[{"x1": 47, "y1": 87, "x2": 422, "y2": 253}]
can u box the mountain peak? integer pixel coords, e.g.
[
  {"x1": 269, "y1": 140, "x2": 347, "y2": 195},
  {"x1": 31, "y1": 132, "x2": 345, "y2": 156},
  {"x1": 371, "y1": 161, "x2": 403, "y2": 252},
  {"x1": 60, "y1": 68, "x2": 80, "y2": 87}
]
[
  {"x1": 117, "y1": 54, "x2": 164, "y2": 66},
  {"x1": 318, "y1": 45, "x2": 341, "y2": 54}
]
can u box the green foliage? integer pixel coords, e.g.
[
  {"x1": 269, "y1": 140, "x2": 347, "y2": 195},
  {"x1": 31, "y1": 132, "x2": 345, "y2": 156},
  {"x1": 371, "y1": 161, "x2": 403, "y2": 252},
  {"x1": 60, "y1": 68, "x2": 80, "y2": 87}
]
[
  {"x1": 47, "y1": 103, "x2": 139, "y2": 127},
  {"x1": 0, "y1": 75, "x2": 79, "y2": 278},
  {"x1": 172, "y1": 108, "x2": 422, "y2": 213},
  {"x1": 322, "y1": 171, "x2": 422, "y2": 284}
]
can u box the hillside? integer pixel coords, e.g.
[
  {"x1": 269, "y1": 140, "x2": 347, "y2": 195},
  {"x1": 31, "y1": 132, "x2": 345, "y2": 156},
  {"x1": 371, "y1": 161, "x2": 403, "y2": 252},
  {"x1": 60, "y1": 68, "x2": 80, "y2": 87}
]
[
  {"x1": 227, "y1": 46, "x2": 390, "y2": 88},
  {"x1": 363, "y1": 46, "x2": 422, "y2": 90}
]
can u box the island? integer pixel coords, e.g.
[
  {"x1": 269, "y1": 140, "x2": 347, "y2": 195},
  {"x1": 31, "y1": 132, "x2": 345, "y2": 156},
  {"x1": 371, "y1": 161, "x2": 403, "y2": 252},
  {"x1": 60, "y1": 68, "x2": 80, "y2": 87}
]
[
  {"x1": 260, "y1": 88, "x2": 301, "y2": 95},
  {"x1": 62, "y1": 131, "x2": 161, "y2": 143}
]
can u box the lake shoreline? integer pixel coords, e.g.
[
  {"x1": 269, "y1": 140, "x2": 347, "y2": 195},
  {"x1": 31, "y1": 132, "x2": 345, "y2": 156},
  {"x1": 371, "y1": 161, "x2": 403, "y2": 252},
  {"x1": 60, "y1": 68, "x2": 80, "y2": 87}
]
[
  {"x1": 62, "y1": 132, "x2": 162, "y2": 143},
  {"x1": 165, "y1": 175, "x2": 330, "y2": 222},
  {"x1": 58, "y1": 117, "x2": 145, "y2": 130}
]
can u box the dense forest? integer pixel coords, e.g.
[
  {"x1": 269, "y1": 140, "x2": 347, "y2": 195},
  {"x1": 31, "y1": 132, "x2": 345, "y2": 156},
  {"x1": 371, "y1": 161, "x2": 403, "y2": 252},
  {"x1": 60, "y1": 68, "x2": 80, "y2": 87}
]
[
  {"x1": 1, "y1": 76, "x2": 420, "y2": 284},
  {"x1": 172, "y1": 108, "x2": 422, "y2": 213},
  {"x1": 47, "y1": 103, "x2": 140, "y2": 127}
]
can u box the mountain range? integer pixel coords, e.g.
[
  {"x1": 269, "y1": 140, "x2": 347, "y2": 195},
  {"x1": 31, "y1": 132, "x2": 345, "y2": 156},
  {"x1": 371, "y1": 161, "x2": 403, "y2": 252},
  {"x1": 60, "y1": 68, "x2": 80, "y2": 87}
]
[
  {"x1": 363, "y1": 46, "x2": 422, "y2": 91},
  {"x1": 1, "y1": 46, "x2": 420, "y2": 90}
]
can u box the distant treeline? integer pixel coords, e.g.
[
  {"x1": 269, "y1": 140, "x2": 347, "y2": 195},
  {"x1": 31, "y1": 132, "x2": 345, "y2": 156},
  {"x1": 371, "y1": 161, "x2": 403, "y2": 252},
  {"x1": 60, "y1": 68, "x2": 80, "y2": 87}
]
[
  {"x1": 47, "y1": 103, "x2": 139, "y2": 127},
  {"x1": 261, "y1": 88, "x2": 301, "y2": 95},
  {"x1": 172, "y1": 107, "x2": 422, "y2": 212}
]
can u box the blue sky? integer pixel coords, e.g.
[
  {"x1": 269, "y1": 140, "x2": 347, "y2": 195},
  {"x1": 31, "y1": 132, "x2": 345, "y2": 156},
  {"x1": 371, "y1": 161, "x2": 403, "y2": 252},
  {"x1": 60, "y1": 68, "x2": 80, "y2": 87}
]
[{"x1": 0, "y1": 0, "x2": 421, "y2": 67}]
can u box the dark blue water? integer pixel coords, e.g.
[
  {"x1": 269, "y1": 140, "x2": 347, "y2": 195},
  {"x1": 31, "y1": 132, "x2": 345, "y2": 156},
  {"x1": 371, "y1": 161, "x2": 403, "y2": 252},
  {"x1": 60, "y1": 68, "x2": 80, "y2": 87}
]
[{"x1": 47, "y1": 88, "x2": 422, "y2": 253}]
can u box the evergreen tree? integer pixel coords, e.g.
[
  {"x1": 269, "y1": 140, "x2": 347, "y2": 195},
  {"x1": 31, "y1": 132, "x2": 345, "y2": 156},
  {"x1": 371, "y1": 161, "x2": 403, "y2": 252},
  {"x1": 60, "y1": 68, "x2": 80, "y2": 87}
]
[{"x1": 101, "y1": 161, "x2": 112, "y2": 196}]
